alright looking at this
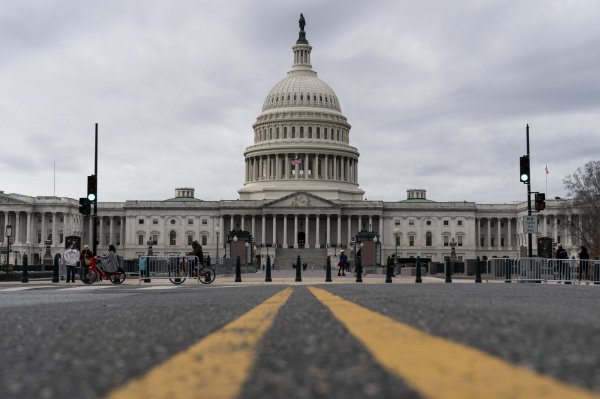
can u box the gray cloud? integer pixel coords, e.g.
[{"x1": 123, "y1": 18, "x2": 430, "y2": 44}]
[{"x1": 1, "y1": 0, "x2": 599, "y2": 204}]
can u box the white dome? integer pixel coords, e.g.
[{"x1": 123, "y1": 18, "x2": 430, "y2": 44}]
[{"x1": 262, "y1": 72, "x2": 341, "y2": 112}]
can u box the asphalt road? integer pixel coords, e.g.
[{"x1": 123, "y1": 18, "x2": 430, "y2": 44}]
[{"x1": 0, "y1": 282, "x2": 599, "y2": 399}]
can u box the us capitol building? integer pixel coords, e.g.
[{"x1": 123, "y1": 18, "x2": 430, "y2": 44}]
[{"x1": 0, "y1": 16, "x2": 581, "y2": 266}]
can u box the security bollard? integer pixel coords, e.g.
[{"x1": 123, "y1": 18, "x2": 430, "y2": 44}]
[
  {"x1": 475, "y1": 256, "x2": 482, "y2": 283},
  {"x1": 445, "y1": 259, "x2": 452, "y2": 283},
  {"x1": 356, "y1": 257, "x2": 363, "y2": 283},
  {"x1": 385, "y1": 259, "x2": 392, "y2": 283},
  {"x1": 52, "y1": 254, "x2": 60, "y2": 283},
  {"x1": 265, "y1": 255, "x2": 272, "y2": 282},
  {"x1": 325, "y1": 256, "x2": 332, "y2": 282},
  {"x1": 21, "y1": 254, "x2": 29, "y2": 283},
  {"x1": 295, "y1": 255, "x2": 302, "y2": 282},
  {"x1": 235, "y1": 256, "x2": 242, "y2": 282},
  {"x1": 416, "y1": 256, "x2": 422, "y2": 283}
]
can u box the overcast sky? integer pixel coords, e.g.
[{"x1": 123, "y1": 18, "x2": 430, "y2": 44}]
[{"x1": 2, "y1": 0, "x2": 599, "y2": 204}]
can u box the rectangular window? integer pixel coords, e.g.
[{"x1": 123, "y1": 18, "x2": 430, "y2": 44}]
[
  {"x1": 153, "y1": 219, "x2": 158, "y2": 225},
  {"x1": 308, "y1": 127, "x2": 312, "y2": 138},
  {"x1": 202, "y1": 235, "x2": 208, "y2": 246},
  {"x1": 409, "y1": 220, "x2": 415, "y2": 226},
  {"x1": 409, "y1": 235, "x2": 415, "y2": 246},
  {"x1": 138, "y1": 219, "x2": 144, "y2": 224},
  {"x1": 443, "y1": 220, "x2": 449, "y2": 226},
  {"x1": 480, "y1": 237, "x2": 485, "y2": 247},
  {"x1": 458, "y1": 220, "x2": 463, "y2": 226},
  {"x1": 457, "y1": 236, "x2": 463, "y2": 246},
  {"x1": 443, "y1": 236, "x2": 449, "y2": 247},
  {"x1": 138, "y1": 235, "x2": 144, "y2": 245},
  {"x1": 60, "y1": 233, "x2": 64, "y2": 244},
  {"x1": 292, "y1": 127, "x2": 295, "y2": 138},
  {"x1": 300, "y1": 126, "x2": 304, "y2": 138},
  {"x1": 202, "y1": 219, "x2": 208, "y2": 225},
  {"x1": 188, "y1": 219, "x2": 194, "y2": 225},
  {"x1": 276, "y1": 127, "x2": 280, "y2": 139},
  {"x1": 188, "y1": 235, "x2": 193, "y2": 245},
  {"x1": 324, "y1": 128, "x2": 328, "y2": 139},
  {"x1": 501, "y1": 237, "x2": 505, "y2": 247},
  {"x1": 317, "y1": 127, "x2": 320, "y2": 139}
]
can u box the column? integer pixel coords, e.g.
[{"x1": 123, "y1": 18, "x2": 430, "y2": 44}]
[
  {"x1": 251, "y1": 216, "x2": 255, "y2": 241},
  {"x1": 262, "y1": 215, "x2": 266, "y2": 245},
  {"x1": 294, "y1": 214, "x2": 298, "y2": 248},
  {"x1": 487, "y1": 219, "x2": 491, "y2": 248},
  {"x1": 368, "y1": 215, "x2": 373, "y2": 231},
  {"x1": 315, "y1": 155, "x2": 319, "y2": 180},
  {"x1": 275, "y1": 155, "x2": 280, "y2": 179},
  {"x1": 305, "y1": 214, "x2": 310, "y2": 249},
  {"x1": 229, "y1": 215, "x2": 234, "y2": 232},
  {"x1": 14, "y1": 212, "x2": 21, "y2": 244},
  {"x1": 285, "y1": 154, "x2": 289, "y2": 179},
  {"x1": 272, "y1": 215, "x2": 277, "y2": 247},
  {"x1": 315, "y1": 214, "x2": 320, "y2": 248},
  {"x1": 26, "y1": 212, "x2": 32, "y2": 244},
  {"x1": 283, "y1": 215, "x2": 288, "y2": 248},
  {"x1": 358, "y1": 216, "x2": 362, "y2": 231},
  {"x1": 347, "y1": 216, "x2": 351, "y2": 247},
  {"x1": 336, "y1": 214, "x2": 341, "y2": 246},
  {"x1": 333, "y1": 156, "x2": 337, "y2": 181},
  {"x1": 51, "y1": 212, "x2": 57, "y2": 246},
  {"x1": 508, "y1": 218, "x2": 512, "y2": 249},
  {"x1": 497, "y1": 219, "x2": 502, "y2": 250},
  {"x1": 326, "y1": 214, "x2": 331, "y2": 246},
  {"x1": 241, "y1": 214, "x2": 245, "y2": 231},
  {"x1": 379, "y1": 216, "x2": 383, "y2": 243}
]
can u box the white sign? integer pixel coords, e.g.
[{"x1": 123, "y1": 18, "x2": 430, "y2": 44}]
[{"x1": 523, "y1": 215, "x2": 538, "y2": 234}]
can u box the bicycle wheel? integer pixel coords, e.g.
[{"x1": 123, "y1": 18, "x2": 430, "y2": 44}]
[
  {"x1": 109, "y1": 267, "x2": 127, "y2": 284},
  {"x1": 169, "y1": 267, "x2": 187, "y2": 285},
  {"x1": 198, "y1": 266, "x2": 216, "y2": 284},
  {"x1": 81, "y1": 269, "x2": 98, "y2": 285}
]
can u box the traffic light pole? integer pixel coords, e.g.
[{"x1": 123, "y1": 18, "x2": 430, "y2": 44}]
[
  {"x1": 92, "y1": 123, "x2": 98, "y2": 257},
  {"x1": 526, "y1": 124, "x2": 533, "y2": 258}
]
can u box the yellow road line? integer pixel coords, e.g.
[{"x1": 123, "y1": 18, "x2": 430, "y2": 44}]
[
  {"x1": 105, "y1": 287, "x2": 293, "y2": 399},
  {"x1": 308, "y1": 287, "x2": 598, "y2": 399}
]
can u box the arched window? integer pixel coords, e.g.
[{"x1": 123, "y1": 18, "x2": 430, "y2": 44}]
[{"x1": 426, "y1": 232, "x2": 432, "y2": 246}]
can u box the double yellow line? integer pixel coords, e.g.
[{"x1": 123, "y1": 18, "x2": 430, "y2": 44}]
[{"x1": 106, "y1": 287, "x2": 598, "y2": 399}]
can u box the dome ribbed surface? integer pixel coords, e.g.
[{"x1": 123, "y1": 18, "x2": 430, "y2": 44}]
[{"x1": 262, "y1": 73, "x2": 341, "y2": 112}]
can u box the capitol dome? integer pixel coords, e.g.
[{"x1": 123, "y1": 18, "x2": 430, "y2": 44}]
[{"x1": 238, "y1": 14, "x2": 364, "y2": 201}]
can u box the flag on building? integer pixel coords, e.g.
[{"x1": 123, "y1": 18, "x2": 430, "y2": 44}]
[
  {"x1": 545, "y1": 164, "x2": 549, "y2": 174},
  {"x1": 291, "y1": 157, "x2": 303, "y2": 166}
]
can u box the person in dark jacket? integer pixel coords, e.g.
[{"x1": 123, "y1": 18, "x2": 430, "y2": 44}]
[
  {"x1": 556, "y1": 245, "x2": 569, "y2": 282},
  {"x1": 579, "y1": 246, "x2": 590, "y2": 281}
]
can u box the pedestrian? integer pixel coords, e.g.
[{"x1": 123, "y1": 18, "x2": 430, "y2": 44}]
[
  {"x1": 579, "y1": 246, "x2": 590, "y2": 281},
  {"x1": 63, "y1": 242, "x2": 80, "y2": 283},
  {"x1": 556, "y1": 244, "x2": 570, "y2": 280},
  {"x1": 338, "y1": 250, "x2": 347, "y2": 276},
  {"x1": 97, "y1": 244, "x2": 119, "y2": 272}
]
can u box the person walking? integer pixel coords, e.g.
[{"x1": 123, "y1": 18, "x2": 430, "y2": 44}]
[
  {"x1": 579, "y1": 246, "x2": 590, "y2": 281},
  {"x1": 338, "y1": 250, "x2": 347, "y2": 276},
  {"x1": 63, "y1": 243, "x2": 80, "y2": 283},
  {"x1": 556, "y1": 244, "x2": 569, "y2": 282}
]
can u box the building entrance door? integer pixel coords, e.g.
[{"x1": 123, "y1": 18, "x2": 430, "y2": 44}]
[{"x1": 298, "y1": 232, "x2": 305, "y2": 248}]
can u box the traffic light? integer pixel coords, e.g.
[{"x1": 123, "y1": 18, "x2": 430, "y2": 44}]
[
  {"x1": 519, "y1": 155, "x2": 530, "y2": 183},
  {"x1": 87, "y1": 174, "x2": 97, "y2": 202},
  {"x1": 79, "y1": 197, "x2": 91, "y2": 215},
  {"x1": 535, "y1": 192, "x2": 546, "y2": 211}
]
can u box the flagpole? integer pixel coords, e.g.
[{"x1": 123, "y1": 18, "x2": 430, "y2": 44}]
[{"x1": 545, "y1": 164, "x2": 548, "y2": 198}]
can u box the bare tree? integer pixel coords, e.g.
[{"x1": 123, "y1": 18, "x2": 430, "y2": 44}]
[{"x1": 563, "y1": 160, "x2": 600, "y2": 257}]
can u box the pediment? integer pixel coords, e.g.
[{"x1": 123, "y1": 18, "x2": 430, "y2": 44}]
[
  {"x1": 0, "y1": 193, "x2": 30, "y2": 205},
  {"x1": 265, "y1": 192, "x2": 338, "y2": 209}
]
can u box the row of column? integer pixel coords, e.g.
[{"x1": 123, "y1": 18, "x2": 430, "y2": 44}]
[
  {"x1": 0, "y1": 210, "x2": 82, "y2": 246},
  {"x1": 245, "y1": 153, "x2": 357, "y2": 183},
  {"x1": 85, "y1": 215, "x2": 126, "y2": 248},
  {"x1": 476, "y1": 217, "x2": 515, "y2": 250},
  {"x1": 219, "y1": 213, "x2": 382, "y2": 249}
]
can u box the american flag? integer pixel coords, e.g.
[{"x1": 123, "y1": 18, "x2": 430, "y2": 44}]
[
  {"x1": 545, "y1": 165, "x2": 549, "y2": 174},
  {"x1": 290, "y1": 157, "x2": 303, "y2": 165}
]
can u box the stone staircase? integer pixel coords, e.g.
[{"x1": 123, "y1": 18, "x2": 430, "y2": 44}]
[{"x1": 274, "y1": 248, "x2": 328, "y2": 270}]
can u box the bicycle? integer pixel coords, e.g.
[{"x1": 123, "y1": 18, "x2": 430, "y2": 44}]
[
  {"x1": 168, "y1": 256, "x2": 216, "y2": 285},
  {"x1": 81, "y1": 257, "x2": 126, "y2": 285}
]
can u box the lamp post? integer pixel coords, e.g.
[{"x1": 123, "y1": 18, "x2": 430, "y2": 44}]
[
  {"x1": 392, "y1": 226, "x2": 400, "y2": 258},
  {"x1": 245, "y1": 241, "x2": 250, "y2": 265},
  {"x1": 5, "y1": 225, "x2": 12, "y2": 266},
  {"x1": 373, "y1": 235, "x2": 379, "y2": 266},
  {"x1": 215, "y1": 225, "x2": 220, "y2": 266}
]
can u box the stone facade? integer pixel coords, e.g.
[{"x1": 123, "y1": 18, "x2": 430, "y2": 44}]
[{"x1": 0, "y1": 19, "x2": 583, "y2": 265}]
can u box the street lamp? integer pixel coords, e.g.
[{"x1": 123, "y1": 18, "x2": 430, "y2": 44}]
[
  {"x1": 215, "y1": 225, "x2": 220, "y2": 266},
  {"x1": 392, "y1": 226, "x2": 400, "y2": 258},
  {"x1": 5, "y1": 225, "x2": 12, "y2": 266},
  {"x1": 245, "y1": 241, "x2": 250, "y2": 265},
  {"x1": 450, "y1": 238, "x2": 457, "y2": 260}
]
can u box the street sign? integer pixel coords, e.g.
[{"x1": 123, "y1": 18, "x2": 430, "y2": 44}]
[{"x1": 523, "y1": 215, "x2": 538, "y2": 234}]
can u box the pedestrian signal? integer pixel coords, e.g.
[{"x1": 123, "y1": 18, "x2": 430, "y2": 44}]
[
  {"x1": 535, "y1": 192, "x2": 546, "y2": 211},
  {"x1": 79, "y1": 197, "x2": 91, "y2": 215}
]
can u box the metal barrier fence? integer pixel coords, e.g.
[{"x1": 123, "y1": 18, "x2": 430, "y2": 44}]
[
  {"x1": 485, "y1": 258, "x2": 600, "y2": 284},
  {"x1": 138, "y1": 256, "x2": 201, "y2": 284}
]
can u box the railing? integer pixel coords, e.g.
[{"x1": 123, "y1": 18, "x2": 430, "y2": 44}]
[{"x1": 485, "y1": 258, "x2": 600, "y2": 284}]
